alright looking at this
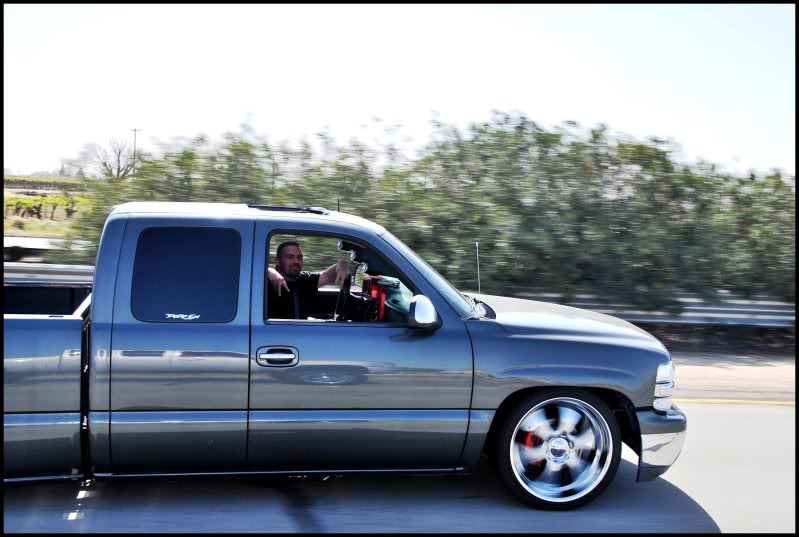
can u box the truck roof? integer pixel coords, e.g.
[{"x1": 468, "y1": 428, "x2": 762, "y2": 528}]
[{"x1": 109, "y1": 201, "x2": 387, "y2": 234}]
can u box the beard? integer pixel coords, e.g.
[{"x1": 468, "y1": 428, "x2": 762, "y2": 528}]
[{"x1": 279, "y1": 262, "x2": 302, "y2": 279}]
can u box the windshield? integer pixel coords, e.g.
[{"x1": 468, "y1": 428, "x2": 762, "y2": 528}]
[{"x1": 380, "y1": 231, "x2": 476, "y2": 319}]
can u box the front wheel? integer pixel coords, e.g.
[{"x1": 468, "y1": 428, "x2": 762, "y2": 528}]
[{"x1": 496, "y1": 389, "x2": 621, "y2": 510}]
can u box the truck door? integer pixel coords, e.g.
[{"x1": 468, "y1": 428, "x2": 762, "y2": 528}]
[
  {"x1": 109, "y1": 216, "x2": 253, "y2": 474},
  {"x1": 247, "y1": 219, "x2": 473, "y2": 471}
]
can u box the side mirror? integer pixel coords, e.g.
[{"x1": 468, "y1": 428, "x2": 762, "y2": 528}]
[{"x1": 408, "y1": 295, "x2": 440, "y2": 330}]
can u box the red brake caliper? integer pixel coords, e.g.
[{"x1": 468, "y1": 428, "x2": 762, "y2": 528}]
[{"x1": 525, "y1": 431, "x2": 544, "y2": 466}]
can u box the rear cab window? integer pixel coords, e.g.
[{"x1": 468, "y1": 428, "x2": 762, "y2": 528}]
[{"x1": 131, "y1": 227, "x2": 241, "y2": 323}]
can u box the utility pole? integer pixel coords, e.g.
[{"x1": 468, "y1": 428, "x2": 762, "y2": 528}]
[{"x1": 130, "y1": 128, "x2": 141, "y2": 178}]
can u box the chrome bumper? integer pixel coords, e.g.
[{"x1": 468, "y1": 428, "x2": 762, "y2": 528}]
[{"x1": 635, "y1": 404, "x2": 687, "y2": 482}]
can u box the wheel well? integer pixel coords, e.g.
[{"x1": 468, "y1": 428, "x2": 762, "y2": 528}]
[{"x1": 481, "y1": 386, "x2": 641, "y2": 458}]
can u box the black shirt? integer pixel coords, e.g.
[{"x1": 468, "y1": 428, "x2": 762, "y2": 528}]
[{"x1": 266, "y1": 271, "x2": 321, "y2": 320}]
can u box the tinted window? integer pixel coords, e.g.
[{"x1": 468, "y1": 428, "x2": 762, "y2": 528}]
[{"x1": 132, "y1": 227, "x2": 241, "y2": 322}]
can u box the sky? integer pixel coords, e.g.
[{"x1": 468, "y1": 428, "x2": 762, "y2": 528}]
[{"x1": 3, "y1": 4, "x2": 796, "y2": 177}]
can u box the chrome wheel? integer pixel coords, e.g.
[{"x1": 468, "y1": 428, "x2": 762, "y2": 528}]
[{"x1": 507, "y1": 395, "x2": 616, "y2": 506}]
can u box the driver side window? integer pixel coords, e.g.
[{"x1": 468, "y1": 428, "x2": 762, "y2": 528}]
[{"x1": 265, "y1": 232, "x2": 416, "y2": 324}]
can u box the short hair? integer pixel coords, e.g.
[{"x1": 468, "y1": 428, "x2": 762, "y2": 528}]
[{"x1": 276, "y1": 240, "x2": 302, "y2": 258}]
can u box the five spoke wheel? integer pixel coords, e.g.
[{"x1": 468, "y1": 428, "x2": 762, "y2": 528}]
[{"x1": 497, "y1": 389, "x2": 621, "y2": 509}]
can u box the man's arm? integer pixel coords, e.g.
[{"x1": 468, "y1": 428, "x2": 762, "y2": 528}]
[
  {"x1": 318, "y1": 260, "x2": 351, "y2": 288},
  {"x1": 267, "y1": 267, "x2": 290, "y2": 296}
]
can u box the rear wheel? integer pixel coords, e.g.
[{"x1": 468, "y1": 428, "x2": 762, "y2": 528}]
[{"x1": 496, "y1": 389, "x2": 621, "y2": 510}]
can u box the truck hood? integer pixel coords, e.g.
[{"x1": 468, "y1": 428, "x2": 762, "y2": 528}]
[{"x1": 476, "y1": 293, "x2": 669, "y2": 355}]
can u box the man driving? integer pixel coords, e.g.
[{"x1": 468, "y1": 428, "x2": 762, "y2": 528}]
[{"x1": 267, "y1": 240, "x2": 351, "y2": 319}]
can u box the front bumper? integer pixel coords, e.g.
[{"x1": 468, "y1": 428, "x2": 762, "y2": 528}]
[{"x1": 635, "y1": 404, "x2": 687, "y2": 482}]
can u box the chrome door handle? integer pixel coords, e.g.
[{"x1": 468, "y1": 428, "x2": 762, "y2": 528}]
[
  {"x1": 261, "y1": 352, "x2": 295, "y2": 361},
  {"x1": 256, "y1": 348, "x2": 298, "y2": 367}
]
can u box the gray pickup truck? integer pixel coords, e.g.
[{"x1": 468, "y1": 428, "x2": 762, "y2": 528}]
[{"x1": 3, "y1": 202, "x2": 686, "y2": 510}]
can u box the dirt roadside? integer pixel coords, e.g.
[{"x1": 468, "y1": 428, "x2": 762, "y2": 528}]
[
  {"x1": 637, "y1": 324, "x2": 795, "y2": 403},
  {"x1": 671, "y1": 352, "x2": 795, "y2": 403}
]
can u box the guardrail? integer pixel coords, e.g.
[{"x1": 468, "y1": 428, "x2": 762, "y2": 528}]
[
  {"x1": 3, "y1": 262, "x2": 94, "y2": 284},
  {"x1": 516, "y1": 291, "x2": 794, "y2": 327},
  {"x1": 4, "y1": 263, "x2": 795, "y2": 327}
]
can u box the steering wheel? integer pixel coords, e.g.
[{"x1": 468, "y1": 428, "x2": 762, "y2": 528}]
[{"x1": 334, "y1": 275, "x2": 352, "y2": 321}]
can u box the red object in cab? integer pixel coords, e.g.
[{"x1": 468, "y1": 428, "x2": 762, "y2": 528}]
[{"x1": 361, "y1": 275, "x2": 387, "y2": 321}]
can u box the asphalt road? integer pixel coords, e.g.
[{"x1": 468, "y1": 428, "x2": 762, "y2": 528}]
[{"x1": 4, "y1": 353, "x2": 795, "y2": 533}]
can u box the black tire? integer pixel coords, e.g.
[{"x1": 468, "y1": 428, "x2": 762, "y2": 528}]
[{"x1": 496, "y1": 388, "x2": 621, "y2": 510}]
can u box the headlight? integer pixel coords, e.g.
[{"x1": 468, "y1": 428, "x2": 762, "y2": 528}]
[{"x1": 653, "y1": 361, "x2": 675, "y2": 412}]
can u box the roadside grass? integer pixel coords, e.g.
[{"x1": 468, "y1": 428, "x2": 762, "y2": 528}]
[
  {"x1": 4, "y1": 215, "x2": 75, "y2": 238},
  {"x1": 4, "y1": 184, "x2": 89, "y2": 238}
]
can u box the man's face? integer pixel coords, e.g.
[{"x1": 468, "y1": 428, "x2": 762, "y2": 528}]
[{"x1": 276, "y1": 245, "x2": 304, "y2": 280}]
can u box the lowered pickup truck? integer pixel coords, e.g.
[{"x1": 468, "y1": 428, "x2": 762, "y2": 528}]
[{"x1": 3, "y1": 202, "x2": 686, "y2": 510}]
